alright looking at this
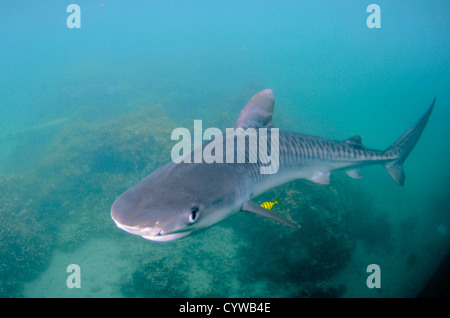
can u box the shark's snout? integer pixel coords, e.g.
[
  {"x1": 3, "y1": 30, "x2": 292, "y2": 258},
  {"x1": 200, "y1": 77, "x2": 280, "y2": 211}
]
[
  {"x1": 111, "y1": 195, "x2": 192, "y2": 242},
  {"x1": 111, "y1": 196, "x2": 156, "y2": 232},
  {"x1": 110, "y1": 195, "x2": 134, "y2": 227}
]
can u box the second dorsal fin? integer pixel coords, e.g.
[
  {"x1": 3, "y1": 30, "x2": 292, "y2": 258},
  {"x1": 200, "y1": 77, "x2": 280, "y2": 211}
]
[
  {"x1": 346, "y1": 135, "x2": 362, "y2": 144},
  {"x1": 345, "y1": 135, "x2": 366, "y2": 149}
]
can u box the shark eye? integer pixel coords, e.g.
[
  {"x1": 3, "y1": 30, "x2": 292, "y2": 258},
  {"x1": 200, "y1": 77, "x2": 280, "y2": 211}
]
[{"x1": 189, "y1": 207, "x2": 199, "y2": 224}]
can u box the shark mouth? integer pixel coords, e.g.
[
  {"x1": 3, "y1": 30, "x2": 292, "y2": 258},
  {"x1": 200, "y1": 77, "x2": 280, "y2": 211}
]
[
  {"x1": 113, "y1": 220, "x2": 191, "y2": 242},
  {"x1": 141, "y1": 231, "x2": 191, "y2": 242}
]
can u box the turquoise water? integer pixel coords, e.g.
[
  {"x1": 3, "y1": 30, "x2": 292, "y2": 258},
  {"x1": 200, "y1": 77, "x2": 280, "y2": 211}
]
[{"x1": 1, "y1": 0, "x2": 449, "y2": 298}]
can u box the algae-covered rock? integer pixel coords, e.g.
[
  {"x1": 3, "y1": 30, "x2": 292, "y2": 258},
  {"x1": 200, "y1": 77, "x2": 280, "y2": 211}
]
[
  {"x1": 121, "y1": 226, "x2": 243, "y2": 298},
  {"x1": 231, "y1": 175, "x2": 365, "y2": 297},
  {"x1": 0, "y1": 100, "x2": 183, "y2": 297},
  {"x1": 25, "y1": 103, "x2": 180, "y2": 251},
  {"x1": 0, "y1": 177, "x2": 52, "y2": 297}
]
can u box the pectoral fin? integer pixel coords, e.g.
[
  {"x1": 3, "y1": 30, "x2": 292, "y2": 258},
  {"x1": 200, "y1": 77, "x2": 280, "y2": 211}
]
[
  {"x1": 241, "y1": 200, "x2": 300, "y2": 229},
  {"x1": 308, "y1": 171, "x2": 330, "y2": 185}
]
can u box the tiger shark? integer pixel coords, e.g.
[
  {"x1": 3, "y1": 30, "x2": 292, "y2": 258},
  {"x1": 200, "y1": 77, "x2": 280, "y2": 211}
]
[{"x1": 111, "y1": 89, "x2": 435, "y2": 241}]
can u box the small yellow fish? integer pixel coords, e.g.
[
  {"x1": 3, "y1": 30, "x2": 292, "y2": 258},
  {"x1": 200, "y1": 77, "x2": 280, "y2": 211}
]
[{"x1": 260, "y1": 197, "x2": 281, "y2": 210}]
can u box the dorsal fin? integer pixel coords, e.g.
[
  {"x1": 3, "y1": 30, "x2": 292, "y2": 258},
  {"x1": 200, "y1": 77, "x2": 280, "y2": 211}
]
[{"x1": 234, "y1": 89, "x2": 274, "y2": 129}]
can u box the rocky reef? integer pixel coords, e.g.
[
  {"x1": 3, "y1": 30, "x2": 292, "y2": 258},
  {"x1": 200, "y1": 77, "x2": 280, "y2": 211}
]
[{"x1": 0, "y1": 102, "x2": 179, "y2": 296}]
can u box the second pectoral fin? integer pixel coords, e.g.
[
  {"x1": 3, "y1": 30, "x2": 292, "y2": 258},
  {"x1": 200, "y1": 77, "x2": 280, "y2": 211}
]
[{"x1": 241, "y1": 200, "x2": 300, "y2": 229}]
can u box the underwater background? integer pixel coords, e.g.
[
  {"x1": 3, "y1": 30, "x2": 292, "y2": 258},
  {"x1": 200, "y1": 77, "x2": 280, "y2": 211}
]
[{"x1": 0, "y1": 0, "x2": 449, "y2": 298}]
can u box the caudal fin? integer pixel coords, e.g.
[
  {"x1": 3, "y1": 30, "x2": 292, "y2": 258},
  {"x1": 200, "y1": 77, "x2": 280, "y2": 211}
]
[
  {"x1": 275, "y1": 196, "x2": 281, "y2": 205},
  {"x1": 384, "y1": 98, "x2": 436, "y2": 185}
]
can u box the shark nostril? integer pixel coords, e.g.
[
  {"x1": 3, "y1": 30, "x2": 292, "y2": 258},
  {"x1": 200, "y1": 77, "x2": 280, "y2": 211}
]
[{"x1": 157, "y1": 230, "x2": 164, "y2": 236}]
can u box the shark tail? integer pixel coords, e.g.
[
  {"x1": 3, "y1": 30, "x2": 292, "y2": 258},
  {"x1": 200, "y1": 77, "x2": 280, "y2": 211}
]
[{"x1": 383, "y1": 98, "x2": 435, "y2": 185}]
